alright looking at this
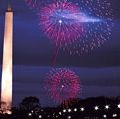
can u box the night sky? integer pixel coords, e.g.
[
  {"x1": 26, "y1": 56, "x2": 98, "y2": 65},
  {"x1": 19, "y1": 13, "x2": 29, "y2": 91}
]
[{"x1": 0, "y1": 0, "x2": 120, "y2": 107}]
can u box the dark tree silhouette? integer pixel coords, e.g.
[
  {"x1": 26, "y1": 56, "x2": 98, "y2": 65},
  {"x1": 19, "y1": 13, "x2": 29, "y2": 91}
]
[{"x1": 19, "y1": 96, "x2": 41, "y2": 111}]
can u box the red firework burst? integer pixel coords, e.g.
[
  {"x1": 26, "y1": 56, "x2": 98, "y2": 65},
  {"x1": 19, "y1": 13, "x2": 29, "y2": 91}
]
[{"x1": 44, "y1": 68, "x2": 81, "y2": 106}]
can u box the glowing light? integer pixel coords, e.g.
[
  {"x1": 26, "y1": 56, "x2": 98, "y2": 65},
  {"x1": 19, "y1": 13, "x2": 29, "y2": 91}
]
[
  {"x1": 113, "y1": 114, "x2": 117, "y2": 117},
  {"x1": 80, "y1": 107, "x2": 84, "y2": 111},
  {"x1": 6, "y1": 110, "x2": 12, "y2": 115},
  {"x1": 103, "y1": 114, "x2": 107, "y2": 118},
  {"x1": 39, "y1": 115, "x2": 42, "y2": 118},
  {"x1": 68, "y1": 109, "x2": 72, "y2": 112},
  {"x1": 118, "y1": 104, "x2": 120, "y2": 108},
  {"x1": 74, "y1": 108, "x2": 77, "y2": 112},
  {"x1": 28, "y1": 113, "x2": 32, "y2": 116},
  {"x1": 59, "y1": 19, "x2": 62, "y2": 24},
  {"x1": 94, "y1": 106, "x2": 99, "y2": 110},
  {"x1": 59, "y1": 112, "x2": 62, "y2": 115},
  {"x1": 44, "y1": 68, "x2": 81, "y2": 106},
  {"x1": 105, "y1": 105, "x2": 109, "y2": 109},
  {"x1": 63, "y1": 109, "x2": 67, "y2": 113},
  {"x1": 68, "y1": 115, "x2": 71, "y2": 119}
]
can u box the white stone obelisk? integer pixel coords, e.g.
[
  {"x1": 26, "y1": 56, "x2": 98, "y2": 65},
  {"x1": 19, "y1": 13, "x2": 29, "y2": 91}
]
[{"x1": 1, "y1": 5, "x2": 13, "y2": 113}]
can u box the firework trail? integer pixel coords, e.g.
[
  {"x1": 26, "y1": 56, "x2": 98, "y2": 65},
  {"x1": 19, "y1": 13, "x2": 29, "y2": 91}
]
[{"x1": 44, "y1": 68, "x2": 81, "y2": 106}]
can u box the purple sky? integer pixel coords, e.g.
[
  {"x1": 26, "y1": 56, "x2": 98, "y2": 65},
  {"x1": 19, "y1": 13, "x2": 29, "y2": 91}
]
[{"x1": 0, "y1": 0, "x2": 120, "y2": 107}]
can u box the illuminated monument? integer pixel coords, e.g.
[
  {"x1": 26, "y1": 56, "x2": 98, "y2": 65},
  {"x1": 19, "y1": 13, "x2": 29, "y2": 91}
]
[{"x1": 1, "y1": 5, "x2": 13, "y2": 113}]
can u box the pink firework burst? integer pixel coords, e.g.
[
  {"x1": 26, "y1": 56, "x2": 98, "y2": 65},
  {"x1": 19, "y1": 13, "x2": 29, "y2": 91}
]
[
  {"x1": 38, "y1": 1, "x2": 84, "y2": 47},
  {"x1": 44, "y1": 68, "x2": 81, "y2": 106}
]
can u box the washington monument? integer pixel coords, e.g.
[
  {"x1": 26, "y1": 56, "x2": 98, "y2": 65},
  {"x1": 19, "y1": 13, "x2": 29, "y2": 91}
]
[{"x1": 1, "y1": 5, "x2": 13, "y2": 113}]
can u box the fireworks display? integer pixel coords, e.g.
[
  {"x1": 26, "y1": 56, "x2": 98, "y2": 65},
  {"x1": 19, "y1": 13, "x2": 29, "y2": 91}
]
[
  {"x1": 38, "y1": 0, "x2": 113, "y2": 55},
  {"x1": 44, "y1": 68, "x2": 81, "y2": 106},
  {"x1": 25, "y1": 0, "x2": 40, "y2": 9},
  {"x1": 25, "y1": 0, "x2": 44, "y2": 9}
]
